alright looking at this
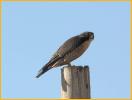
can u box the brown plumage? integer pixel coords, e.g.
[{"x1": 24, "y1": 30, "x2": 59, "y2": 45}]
[{"x1": 36, "y1": 32, "x2": 94, "y2": 78}]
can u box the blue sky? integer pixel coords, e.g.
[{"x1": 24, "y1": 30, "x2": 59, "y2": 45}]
[{"x1": 2, "y1": 2, "x2": 130, "y2": 98}]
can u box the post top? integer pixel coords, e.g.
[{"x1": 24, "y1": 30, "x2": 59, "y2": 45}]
[{"x1": 61, "y1": 65, "x2": 89, "y2": 70}]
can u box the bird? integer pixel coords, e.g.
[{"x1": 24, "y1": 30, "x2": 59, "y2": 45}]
[{"x1": 36, "y1": 32, "x2": 94, "y2": 78}]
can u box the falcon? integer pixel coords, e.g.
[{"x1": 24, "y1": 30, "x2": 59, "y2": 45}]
[{"x1": 36, "y1": 32, "x2": 94, "y2": 78}]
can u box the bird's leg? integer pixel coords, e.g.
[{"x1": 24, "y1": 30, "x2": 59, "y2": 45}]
[{"x1": 67, "y1": 63, "x2": 72, "y2": 67}]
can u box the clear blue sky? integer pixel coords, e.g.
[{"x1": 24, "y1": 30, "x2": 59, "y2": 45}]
[{"x1": 2, "y1": 2, "x2": 130, "y2": 98}]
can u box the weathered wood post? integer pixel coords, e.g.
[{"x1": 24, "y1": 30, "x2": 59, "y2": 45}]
[{"x1": 61, "y1": 65, "x2": 91, "y2": 99}]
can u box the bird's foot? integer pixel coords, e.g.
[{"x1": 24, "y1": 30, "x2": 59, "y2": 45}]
[{"x1": 67, "y1": 63, "x2": 72, "y2": 67}]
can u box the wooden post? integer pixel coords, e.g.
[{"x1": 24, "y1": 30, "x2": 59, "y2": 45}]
[{"x1": 61, "y1": 65, "x2": 91, "y2": 99}]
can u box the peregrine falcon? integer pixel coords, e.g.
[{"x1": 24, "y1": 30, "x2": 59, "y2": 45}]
[{"x1": 36, "y1": 32, "x2": 94, "y2": 78}]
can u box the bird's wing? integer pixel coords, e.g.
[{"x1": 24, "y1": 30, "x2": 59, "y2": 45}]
[
  {"x1": 45, "y1": 35, "x2": 87, "y2": 67},
  {"x1": 45, "y1": 53, "x2": 62, "y2": 67},
  {"x1": 56, "y1": 35, "x2": 87, "y2": 56}
]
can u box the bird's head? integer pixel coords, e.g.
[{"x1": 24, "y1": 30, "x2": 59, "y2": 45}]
[{"x1": 79, "y1": 32, "x2": 94, "y2": 40}]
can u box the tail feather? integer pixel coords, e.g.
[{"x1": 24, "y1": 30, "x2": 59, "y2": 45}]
[
  {"x1": 36, "y1": 66, "x2": 51, "y2": 78},
  {"x1": 36, "y1": 55, "x2": 62, "y2": 78},
  {"x1": 36, "y1": 55, "x2": 61, "y2": 78}
]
